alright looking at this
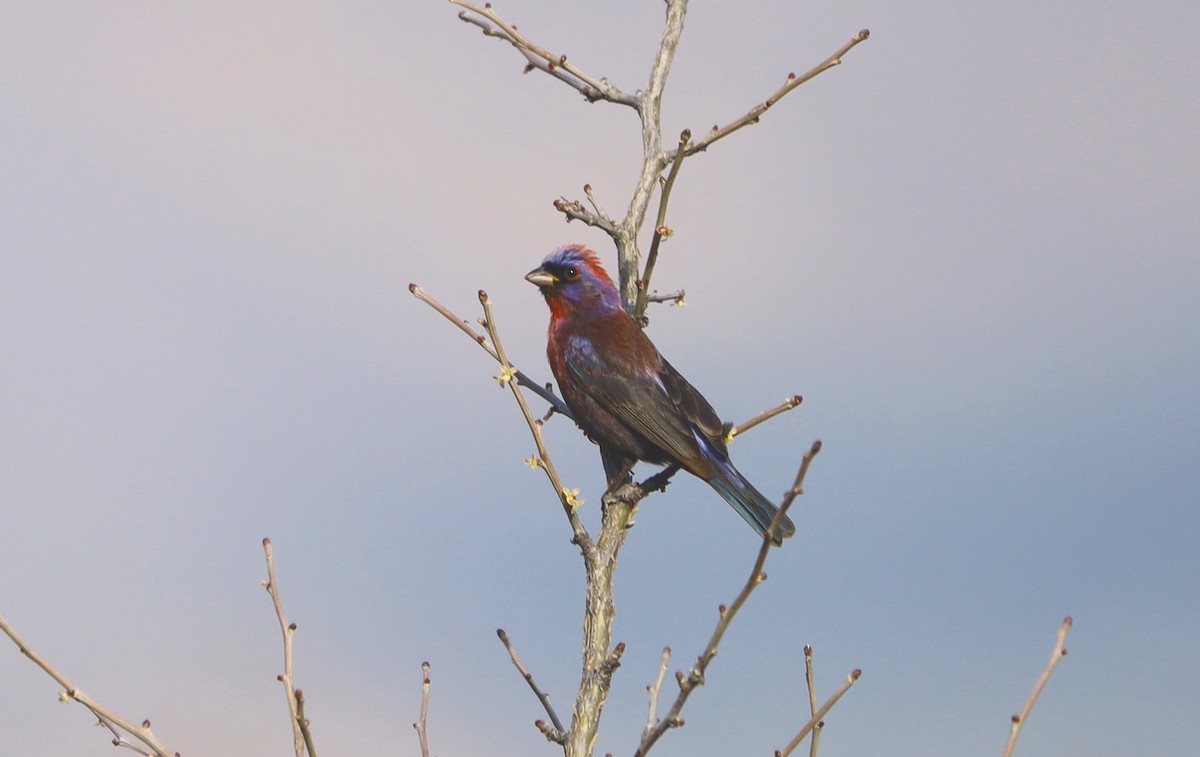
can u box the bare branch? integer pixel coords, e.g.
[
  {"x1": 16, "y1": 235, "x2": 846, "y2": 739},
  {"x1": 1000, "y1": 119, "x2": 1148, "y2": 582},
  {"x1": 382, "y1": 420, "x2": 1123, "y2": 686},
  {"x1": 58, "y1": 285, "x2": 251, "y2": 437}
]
[
  {"x1": 636, "y1": 462, "x2": 682, "y2": 496},
  {"x1": 409, "y1": 283, "x2": 572, "y2": 419},
  {"x1": 642, "y1": 0, "x2": 687, "y2": 117},
  {"x1": 643, "y1": 647, "x2": 672, "y2": 740},
  {"x1": 583, "y1": 184, "x2": 614, "y2": 225},
  {"x1": 637, "y1": 396, "x2": 804, "y2": 497},
  {"x1": 411, "y1": 283, "x2": 662, "y2": 755},
  {"x1": 554, "y1": 197, "x2": 619, "y2": 237},
  {"x1": 295, "y1": 689, "x2": 317, "y2": 757},
  {"x1": 566, "y1": 518, "x2": 631, "y2": 757},
  {"x1": 1002, "y1": 616, "x2": 1073, "y2": 757},
  {"x1": 262, "y1": 538, "x2": 314, "y2": 757},
  {"x1": 413, "y1": 662, "x2": 432, "y2": 757},
  {"x1": 644, "y1": 289, "x2": 686, "y2": 306},
  {"x1": 731, "y1": 395, "x2": 804, "y2": 439},
  {"x1": 450, "y1": 1, "x2": 637, "y2": 106},
  {"x1": 635, "y1": 440, "x2": 823, "y2": 756},
  {"x1": 614, "y1": 0, "x2": 688, "y2": 306},
  {"x1": 477, "y1": 290, "x2": 595, "y2": 556},
  {"x1": 634, "y1": 128, "x2": 691, "y2": 324},
  {"x1": 683, "y1": 29, "x2": 871, "y2": 157},
  {"x1": 536, "y1": 718, "x2": 568, "y2": 744},
  {"x1": 415, "y1": 281, "x2": 807, "y2": 757},
  {"x1": 803, "y1": 645, "x2": 823, "y2": 757},
  {"x1": 777, "y1": 668, "x2": 862, "y2": 756},
  {"x1": 0, "y1": 614, "x2": 178, "y2": 756},
  {"x1": 497, "y1": 628, "x2": 566, "y2": 737},
  {"x1": 442, "y1": 7, "x2": 871, "y2": 756}
]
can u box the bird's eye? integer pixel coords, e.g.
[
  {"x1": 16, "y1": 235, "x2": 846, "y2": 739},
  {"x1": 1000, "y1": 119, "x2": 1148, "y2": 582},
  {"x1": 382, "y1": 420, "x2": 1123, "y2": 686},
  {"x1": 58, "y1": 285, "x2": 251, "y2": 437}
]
[{"x1": 564, "y1": 266, "x2": 580, "y2": 281}]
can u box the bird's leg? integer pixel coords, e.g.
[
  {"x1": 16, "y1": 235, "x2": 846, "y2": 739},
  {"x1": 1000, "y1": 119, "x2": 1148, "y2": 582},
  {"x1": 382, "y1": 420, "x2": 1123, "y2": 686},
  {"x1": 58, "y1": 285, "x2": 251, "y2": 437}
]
[
  {"x1": 599, "y1": 448, "x2": 640, "y2": 532},
  {"x1": 599, "y1": 447, "x2": 635, "y2": 495},
  {"x1": 602, "y1": 458, "x2": 637, "y2": 500}
]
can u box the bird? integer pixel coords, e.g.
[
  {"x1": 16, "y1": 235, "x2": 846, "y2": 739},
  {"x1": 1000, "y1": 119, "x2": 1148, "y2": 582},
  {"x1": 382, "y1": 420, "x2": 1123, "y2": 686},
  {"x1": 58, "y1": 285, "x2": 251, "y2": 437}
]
[{"x1": 525, "y1": 243, "x2": 796, "y2": 544}]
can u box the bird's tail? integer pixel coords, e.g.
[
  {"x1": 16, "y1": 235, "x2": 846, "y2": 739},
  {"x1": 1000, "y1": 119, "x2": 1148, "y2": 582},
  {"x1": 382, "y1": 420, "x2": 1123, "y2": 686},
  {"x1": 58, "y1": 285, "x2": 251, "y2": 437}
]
[{"x1": 707, "y1": 462, "x2": 797, "y2": 545}]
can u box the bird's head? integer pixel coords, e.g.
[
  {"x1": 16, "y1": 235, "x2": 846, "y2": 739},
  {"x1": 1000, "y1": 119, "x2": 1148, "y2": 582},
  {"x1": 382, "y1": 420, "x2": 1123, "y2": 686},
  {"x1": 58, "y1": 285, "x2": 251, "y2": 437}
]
[{"x1": 525, "y1": 244, "x2": 624, "y2": 317}]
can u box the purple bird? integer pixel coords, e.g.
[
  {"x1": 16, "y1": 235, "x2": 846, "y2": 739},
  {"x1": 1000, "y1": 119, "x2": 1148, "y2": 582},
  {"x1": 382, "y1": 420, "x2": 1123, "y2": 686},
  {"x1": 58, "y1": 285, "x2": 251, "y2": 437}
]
[{"x1": 526, "y1": 244, "x2": 796, "y2": 543}]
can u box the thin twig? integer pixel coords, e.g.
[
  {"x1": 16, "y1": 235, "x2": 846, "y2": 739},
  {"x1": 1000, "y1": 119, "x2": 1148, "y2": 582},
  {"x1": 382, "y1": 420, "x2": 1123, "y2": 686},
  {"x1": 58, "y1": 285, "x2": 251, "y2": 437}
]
[
  {"x1": 478, "y1": 290, "x2": 594, "y2": 556},
  {"x1": 583, "y1": 184, "x2": 613, "y2": 225},
  {"x1": 644, "y1": 289, "x2": 686, "y2": 306},
  {"x1": 731, "y1": 395, "x2": 804, "y2": 438},
  {"x1": 683, "y1": 29, "x2": 870, "y2": 157},
  {"x1": 262, "y1": 538, "x2": 310, "y2": 757},
  {"x1": 635, "y1": 440, "x2": 822, "y2": 756},
  {"x1": 553, "y1": 197, "x2": 619, "y2": 235},
  {"x1": 643, "y1": 647, "x2": 672, "y2": 739},
  {"x1": 0, "y1": 614, "x2": 176, "y2": 756},
  {"x1": 450, "y1": 0, "x2": 637, "y2": 106},
  {"x1": 409, "y1": 283, "x2": 572, "y2": 419},
  {"x1": 413, "y1": 661, "x2": 432, "y2": 757},
  {"x1": 777, "y1": 669, "x2": 862, "y2": 756},
  {"x1": 637, "y1": 463, "x2": 682, "y2": 496},
  {"x1": 498, "y1": 628, "x2": 566, "y2": 735},
  {"x1": 803, "y1": 645, "x2": 823, "y2": 757},
  {"x1": 634, "y1": 129, "x2": 691, "y2": 324},
  {"x1": 415, "y1": 285, "x2": 641, "y2": 757},
  {"x1": 637, "y1": 396, "x2": 804, "y2": 496},
  {"x1": 417, "y1": 284, "x2": 807, "y2": 753},
  {"x1": 1002, "y1": 616, "x2": 1073, "y2": 757}
]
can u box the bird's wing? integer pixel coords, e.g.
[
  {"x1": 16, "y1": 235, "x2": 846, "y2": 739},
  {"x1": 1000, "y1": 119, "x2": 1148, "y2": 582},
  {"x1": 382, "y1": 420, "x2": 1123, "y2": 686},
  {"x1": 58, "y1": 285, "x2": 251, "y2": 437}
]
[
  {"x1": 563, "y1": 335, "x2": 727, "y2": 470},
  {"x1": 657, "y1": 357, "x2": 729, "y2": 454}
]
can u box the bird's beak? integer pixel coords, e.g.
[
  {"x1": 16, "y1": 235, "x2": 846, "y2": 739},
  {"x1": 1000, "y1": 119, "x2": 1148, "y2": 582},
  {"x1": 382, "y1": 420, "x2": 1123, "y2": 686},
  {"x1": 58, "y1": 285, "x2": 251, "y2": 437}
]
[{"x1": 525, "y1": 267, "x2": 557, "y2": 288}]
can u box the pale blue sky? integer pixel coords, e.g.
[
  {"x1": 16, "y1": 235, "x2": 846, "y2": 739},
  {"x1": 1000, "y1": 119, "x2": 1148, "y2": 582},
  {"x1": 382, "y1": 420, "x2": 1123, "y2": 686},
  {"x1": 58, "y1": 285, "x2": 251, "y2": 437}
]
[{"x1": 2, "y1": 2, "x2": 1197, "y2": 755}]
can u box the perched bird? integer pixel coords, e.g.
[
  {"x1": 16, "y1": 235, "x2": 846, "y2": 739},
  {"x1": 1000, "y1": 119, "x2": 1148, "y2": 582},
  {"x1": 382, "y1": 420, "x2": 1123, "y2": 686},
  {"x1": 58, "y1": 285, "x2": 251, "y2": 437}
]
[{"x1": 525, "y1": 244, "x2": 796, "y2": 543}]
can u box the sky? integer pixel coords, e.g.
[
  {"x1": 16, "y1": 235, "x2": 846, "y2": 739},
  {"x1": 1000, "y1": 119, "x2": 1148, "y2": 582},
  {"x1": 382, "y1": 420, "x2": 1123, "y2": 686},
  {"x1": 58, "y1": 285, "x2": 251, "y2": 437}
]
[{"x1": 1, "y1": 1, "x2": 1197, "y2": 755}]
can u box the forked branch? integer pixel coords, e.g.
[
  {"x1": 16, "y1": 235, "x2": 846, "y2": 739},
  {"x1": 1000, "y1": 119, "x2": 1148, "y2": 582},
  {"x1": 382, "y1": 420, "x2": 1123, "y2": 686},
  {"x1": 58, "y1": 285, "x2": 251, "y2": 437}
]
[
  {"x1": 412, "y1": 285, "x2": 804, "y2": 506},
  {"x1": 554, "y1": 196, "x2": 619, "y2": 235},
  {"x1": 438, "y1": 6, "x2": 868, "y2": 757},
  {"x1": 636, "y1": 395, "x2": 804, "y2": 498},
  {"x1": 777, "y1": 667, "x2": 861, "y2": 756},
  {"x1": 682, "y1": 29, "x2": 871, "y2": 157},
  {"x1": 636, "y1": 440, "x2": 826, "y2": 756},
  {"x1": 409, "y1": 284, "x2": 571, "y2": 419},
  {"x1": 451, "y1": 0, "x2": 637, "y2": 106},
  {"x1": 477, "y1": 289, "x2": 595, "y2": 556}
]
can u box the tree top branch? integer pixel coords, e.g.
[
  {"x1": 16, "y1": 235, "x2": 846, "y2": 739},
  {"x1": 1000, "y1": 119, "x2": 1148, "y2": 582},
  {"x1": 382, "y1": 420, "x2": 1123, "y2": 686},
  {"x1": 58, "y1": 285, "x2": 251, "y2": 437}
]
[
  {"x1": 679, "y1": 28, "x2": 870, "y2": 158},
  {"x1": 451, "y1": 1, "x2": 639, "y2": 107}
]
